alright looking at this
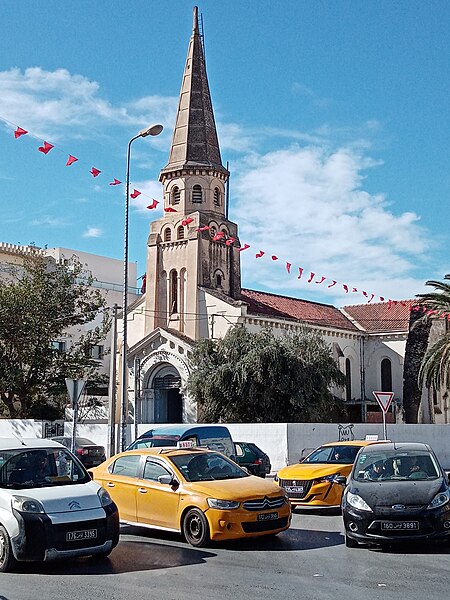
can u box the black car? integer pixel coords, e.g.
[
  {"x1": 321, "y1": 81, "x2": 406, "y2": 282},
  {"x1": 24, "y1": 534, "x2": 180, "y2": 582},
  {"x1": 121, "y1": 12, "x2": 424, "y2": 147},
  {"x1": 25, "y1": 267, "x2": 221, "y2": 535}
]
[
  {"x1": 234, "y1": 441, "x2": 271, "y2": 478},
  {"x1": 338, "y1": 442, "x2": 450, "y2": 547},
  {"x1": 51, "y1": 436, "x2": 106, "y2": 468}
]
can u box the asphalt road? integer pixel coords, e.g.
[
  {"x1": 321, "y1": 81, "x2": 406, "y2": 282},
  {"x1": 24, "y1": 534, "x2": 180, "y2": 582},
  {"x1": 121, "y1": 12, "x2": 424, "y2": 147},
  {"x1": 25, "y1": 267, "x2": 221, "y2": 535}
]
[{"x1": 1, "y1": 510, "x2": 449, "y2": 600}]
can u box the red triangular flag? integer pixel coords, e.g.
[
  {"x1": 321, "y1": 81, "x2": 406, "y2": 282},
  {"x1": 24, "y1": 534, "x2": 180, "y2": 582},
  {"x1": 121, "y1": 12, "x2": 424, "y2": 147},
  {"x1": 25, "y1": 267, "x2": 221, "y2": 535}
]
[
  {"x1": 316, "y1": 276, "x2": 326, "y2": 284},
  {"x1": 38, "y1": 141, "x2": 54, "y2": 155},
  {"x1": 343, "y1": 284, "x2": 349, "y2": 293},
  {"x1": 327, "y1": 280, "x2": 337, "y2": 288},
  {"x1": 182, "y1": 217, "x2": 194, "y2": 226},
  {"x1": 14, "y1": 127, "x2": 28, "y2": 139},
  {"x1": 130, "y1": 189, "x2": 141, "y2": 199},
  {"x1": 212, "y1": 232, "x2": 225, "y2": 241},
  {"x1": 66, "y1": 155, "x2": 78, "y2": 166},
  {"x1": 196, "y1": 225, "x2": 210, "y2": 231},
  {"x1": 298, "y1": 267, "x2": 304, "y2": 280},
  {"x1": 238, "y1": 243, "x2": 250, "y2": 252},
  {"x1": 307, "y1": 272, "x2": 315, "y2": 283},
  {"x1": 379, "y1": 296, "x2": 385, "y2": 302},
  {"x1": 255, "y1": 250, "x2": 265, "y2": 259},
  {"x1": 109, "y1": 178, "x2": 121, "y2": 186},
  {"x1": 147, "y1": 199, "x2": 159, "y2": 209},
  {"x1": 164, "y1": 207, "x2": 177, "y2": 213},
  {"x1": 286, "y1": 262, "x2": 291, "y2": 273},
  {"x1": 90, "y1": 167, "x2": 101, "y2": 177},
  {"x1": 225, "y1": 236, "x2": 236, "y2": 246},
  {"x1": 271, "y1": 255, "x2": 278, "y2": 261}
]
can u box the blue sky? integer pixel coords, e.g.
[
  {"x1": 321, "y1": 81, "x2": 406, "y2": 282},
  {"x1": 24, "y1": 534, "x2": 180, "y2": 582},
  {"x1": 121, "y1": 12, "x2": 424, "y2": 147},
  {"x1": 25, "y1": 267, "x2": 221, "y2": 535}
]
[{"x1": 1, "y1": 0, "x2": 449, "y2": 306}]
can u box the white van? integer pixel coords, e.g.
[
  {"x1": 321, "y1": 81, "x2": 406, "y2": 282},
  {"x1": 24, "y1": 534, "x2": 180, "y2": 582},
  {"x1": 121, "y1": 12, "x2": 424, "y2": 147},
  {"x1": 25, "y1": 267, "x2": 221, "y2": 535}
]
[{"x1": 0, "y1": 438, "x2": 119, "y2": 572}]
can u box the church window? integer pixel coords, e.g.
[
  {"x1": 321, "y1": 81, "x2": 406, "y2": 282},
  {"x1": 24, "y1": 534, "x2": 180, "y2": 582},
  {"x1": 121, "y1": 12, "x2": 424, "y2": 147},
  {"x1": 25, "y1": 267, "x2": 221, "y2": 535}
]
[
  {"x1": 210, "y1": 226, "x2": 217, "y2": 237},
  {"x1": 192, "y1": 184, "x2": 203, "y2": 203},
  {"x1": 177, "y1": 225, "x2": 185, "y2": 240},
  {"x1": 164, "y1": 227, "x2": 172, "y2": 242},
  {"x1": 214, "y1": 187, "x2": 221, "y2": 206},
  {"x1": 172, "y1": 186, "x2": 181, "y2": 204},
  {"x1": 381, "y1": 358, "x2": 392, "y2": 392},
  {"x1": 216, "y1": 273, "x2": 222, "y2": 288},
  {"x1": 345, "y1": 358, "x2": 352, "y2": 401},
  {"x1": 169, "y1": 269, "x2": 178, "y2": 314}
]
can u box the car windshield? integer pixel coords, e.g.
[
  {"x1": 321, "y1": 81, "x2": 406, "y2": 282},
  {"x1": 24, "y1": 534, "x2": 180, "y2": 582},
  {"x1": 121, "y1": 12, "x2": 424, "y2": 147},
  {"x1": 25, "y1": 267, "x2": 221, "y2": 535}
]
[
  {"x1": 303, "y1": 445, "x2": 361, "y2": 464},
  {"x1": 169, "y1": 452, "x2": 249, "y2": 482},
  {"x1": 0, "y1": 448, "x2": 91, "y2": 489},
  {"x1": 354, "y1": 450, "x2": 441, "y2": 481}
]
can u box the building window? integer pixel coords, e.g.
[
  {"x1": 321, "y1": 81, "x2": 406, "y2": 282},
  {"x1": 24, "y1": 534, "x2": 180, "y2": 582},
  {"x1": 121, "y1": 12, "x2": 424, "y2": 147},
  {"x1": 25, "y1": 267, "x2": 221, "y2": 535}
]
[
  {"x1": 177, "y1": 225, "x2": 185, "y2": 240},
  {"x1": 172, "y1": 186, "x2": 181, "y2": 204},
  {"x1": 216, "y1": 273, "x2": 222, "y2": 288},
  {"x1": 214, "y1": 187, "x2": 221, "y2": 206},
  {"x1": 52, "y1": 341, "x2": 66, "y2": 352},
  {"x1": 164, "y1": 227, "x2": 172, "y2": 242},
  {"x1": 89, "y1": 345, "x2": 104, "y2": 360},
  {"x1": 169, "y1": 269, "x2": 178, "y2": 314},
  {"x1": 381, "y1": 358, "x2": 392, "y2": 392},
  {"x1": 345, "y1": 358, "x2": 351, "y2": 401},
  {"x1": 192, "y1": 184, "x2": 203, "y2": 203},
  {"x1": 209, "y1": 226, "x2": 217, "y2": 237}
]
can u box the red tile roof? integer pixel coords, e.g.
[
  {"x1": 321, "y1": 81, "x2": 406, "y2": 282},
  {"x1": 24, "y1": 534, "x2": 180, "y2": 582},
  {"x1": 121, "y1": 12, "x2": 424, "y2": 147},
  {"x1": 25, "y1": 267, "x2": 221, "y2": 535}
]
[
  {"x1": 342, "y1": 300, "x2": 414, "y2": 333},
  {"x1": 240, "y1": 288, "x2": 358, "y2": 331}
]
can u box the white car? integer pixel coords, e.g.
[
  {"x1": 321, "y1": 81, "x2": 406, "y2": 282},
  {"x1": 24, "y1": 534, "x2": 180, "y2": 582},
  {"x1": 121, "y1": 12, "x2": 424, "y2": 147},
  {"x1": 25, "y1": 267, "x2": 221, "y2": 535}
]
[{"x1": 0, "y1": 438, "x2": 119, "y2": 572}]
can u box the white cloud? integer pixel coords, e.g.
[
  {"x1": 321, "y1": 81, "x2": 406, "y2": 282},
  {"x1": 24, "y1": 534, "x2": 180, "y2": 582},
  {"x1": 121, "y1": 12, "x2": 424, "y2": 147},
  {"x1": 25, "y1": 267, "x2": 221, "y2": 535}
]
[
  {"x1": 31, "y1": 216, "x2": 67, "y2": 227},
  {"x1": 83, "y1": 226, "x2": 103, "y2": 238},
  {"x1": 231, "y1": 145, "x2": 431, "y2": 303}
]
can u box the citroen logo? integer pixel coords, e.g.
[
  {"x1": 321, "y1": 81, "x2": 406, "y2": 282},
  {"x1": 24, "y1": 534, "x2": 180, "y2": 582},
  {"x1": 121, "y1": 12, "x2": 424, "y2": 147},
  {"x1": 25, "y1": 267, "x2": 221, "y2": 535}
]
[
  {"x1": 69, "y1": 500, "x2": 81, "y2": 510},
  {"x1": 392, "y1": 504, "x2": 406, "y2": 511}
]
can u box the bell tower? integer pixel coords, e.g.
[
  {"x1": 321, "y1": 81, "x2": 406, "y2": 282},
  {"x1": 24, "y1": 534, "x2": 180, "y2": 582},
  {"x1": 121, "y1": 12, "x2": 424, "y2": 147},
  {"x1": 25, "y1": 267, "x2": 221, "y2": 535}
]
[{"x1": 144, "y1": 6, "x2": 241, "y2": 340}]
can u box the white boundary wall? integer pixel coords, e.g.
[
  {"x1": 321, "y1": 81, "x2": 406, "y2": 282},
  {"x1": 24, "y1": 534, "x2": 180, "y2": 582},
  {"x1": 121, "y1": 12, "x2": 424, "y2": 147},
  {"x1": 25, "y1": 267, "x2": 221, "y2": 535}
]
[{"x1": 1, "y1": 420, "x2": 450, "y2": 472}]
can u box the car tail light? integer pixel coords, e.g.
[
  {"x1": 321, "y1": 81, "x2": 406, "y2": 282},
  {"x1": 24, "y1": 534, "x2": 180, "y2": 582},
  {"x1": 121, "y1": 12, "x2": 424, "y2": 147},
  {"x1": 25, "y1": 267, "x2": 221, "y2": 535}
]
[
  {"x1": 76, "y1": 449, "x2": 88, "y2": 455},
  {"x1": 253, "y1": 458, "x2": 262, "y2": 465}
]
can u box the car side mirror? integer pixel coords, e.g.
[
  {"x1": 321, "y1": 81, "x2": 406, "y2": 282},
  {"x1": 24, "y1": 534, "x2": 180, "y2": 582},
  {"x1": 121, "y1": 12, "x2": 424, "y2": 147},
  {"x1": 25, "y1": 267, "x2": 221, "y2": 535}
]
[
  {"x1": 158, "y1": 474, "x2": 179, "y2": 487},
  {"x1": 334, "y1": 475, "x2": 347, "y2": 486}
]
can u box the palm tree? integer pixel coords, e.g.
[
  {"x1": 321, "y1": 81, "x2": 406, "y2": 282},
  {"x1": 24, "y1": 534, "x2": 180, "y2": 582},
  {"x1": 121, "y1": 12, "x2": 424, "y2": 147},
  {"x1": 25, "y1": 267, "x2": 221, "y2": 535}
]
[{"x1": 416, "y1": 274, "x2": 450, "y2": 391}]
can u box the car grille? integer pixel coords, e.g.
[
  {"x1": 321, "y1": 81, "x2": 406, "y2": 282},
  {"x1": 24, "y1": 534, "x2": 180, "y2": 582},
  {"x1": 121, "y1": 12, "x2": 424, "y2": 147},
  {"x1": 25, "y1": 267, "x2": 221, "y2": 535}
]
[
  {"x1": 242, "y1": 517, "x2": 289, "y2": 533},
  {"x1": 278, "y1": 479, "x2": 313, "y2": 499},
  {"x1": 375, "y1": 505, "x2": 427, "y2": 516},
  {"x1": 242, "y1": 496, "x2": 286, "y2": 511}
]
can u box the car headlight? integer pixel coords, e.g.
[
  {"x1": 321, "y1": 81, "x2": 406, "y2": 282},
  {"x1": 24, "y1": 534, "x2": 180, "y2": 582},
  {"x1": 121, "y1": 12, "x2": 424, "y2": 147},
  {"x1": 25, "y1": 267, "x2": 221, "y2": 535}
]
[
  {"x1": 12, "y1": 495, "x2": 45, "y2": 514},
  {"x1": 207, "y1": 498, "x2": 240, "y2": 510},
  {"x1": 97, "y1": 487, "x2": 114, "y2": 507},
  {"x1": 427, "y1": 489, "x2": 450, "y2": 510},
  {"x1": 316, "y1": 473, "x2": 340, "y2": 483},
  {"x1": 346, "y1": 492, "x2": 372, "y2": 512}
]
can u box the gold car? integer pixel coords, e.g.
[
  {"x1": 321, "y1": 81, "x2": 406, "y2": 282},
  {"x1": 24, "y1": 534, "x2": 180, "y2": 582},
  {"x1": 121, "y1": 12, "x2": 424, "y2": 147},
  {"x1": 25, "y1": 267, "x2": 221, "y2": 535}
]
[
  {"x1": 90, "y1": 446, "x2": 291, "y2": 546},
  {"x1": 275, "y1": 441, "x2": 381, "y2": 509}
]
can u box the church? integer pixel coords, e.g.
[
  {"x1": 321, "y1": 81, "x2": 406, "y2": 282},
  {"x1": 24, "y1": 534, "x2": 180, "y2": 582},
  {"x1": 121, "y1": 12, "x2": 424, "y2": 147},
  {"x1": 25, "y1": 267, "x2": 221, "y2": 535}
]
[{"x1": 120, "y1": 7, "x2": 436, "y2": 426}]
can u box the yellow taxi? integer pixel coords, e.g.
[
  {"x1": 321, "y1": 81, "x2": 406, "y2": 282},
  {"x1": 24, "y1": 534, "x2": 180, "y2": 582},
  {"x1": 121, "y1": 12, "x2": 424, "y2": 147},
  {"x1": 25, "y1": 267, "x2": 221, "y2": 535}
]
[
  {"x1": 275, "y1": 440, "x2": 382, "y2": 509},
  {"x1": 90, "y1": 445, "x2": 291, "y2": 547}
]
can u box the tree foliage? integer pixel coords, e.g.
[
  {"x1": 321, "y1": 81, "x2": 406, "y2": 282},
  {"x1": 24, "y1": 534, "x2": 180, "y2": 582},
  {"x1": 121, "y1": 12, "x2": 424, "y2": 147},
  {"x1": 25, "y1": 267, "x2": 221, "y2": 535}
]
[
  {"x1": 187, "y1": 325, "x2": 346, "y2": 423},
  {"x1": 416, "y1": 274, "x2": 450, "y2": 391},
  {"x1": 0, "y1": 253, "x2": 111, "y2": 418}
]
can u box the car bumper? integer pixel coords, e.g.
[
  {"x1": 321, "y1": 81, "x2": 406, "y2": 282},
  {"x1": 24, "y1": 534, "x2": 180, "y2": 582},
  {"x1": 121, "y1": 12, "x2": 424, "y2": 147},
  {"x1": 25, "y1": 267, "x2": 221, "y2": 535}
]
[
  {"x1": 343, "y1": 505, "x2": 450, "y2": 544},
  {"x1": 11, "y1": 503, "x2": 119, "y2": 562},
  {"x1": 205, "y1": 505, "x2": 291, "y2": 541},
  {"x1": 286, "y1": 482, "x2": 343, "y2": 509}
]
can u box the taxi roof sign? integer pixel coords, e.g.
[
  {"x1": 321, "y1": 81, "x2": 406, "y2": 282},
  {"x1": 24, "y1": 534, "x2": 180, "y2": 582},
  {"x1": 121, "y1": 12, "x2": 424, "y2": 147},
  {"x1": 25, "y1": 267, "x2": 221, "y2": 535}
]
[
  {"x1": 372, "y1": 391, "x2": 394, "y2": 413},
  {"x1": 177, "y1": 440, "x2": 195, "y2": 449}
]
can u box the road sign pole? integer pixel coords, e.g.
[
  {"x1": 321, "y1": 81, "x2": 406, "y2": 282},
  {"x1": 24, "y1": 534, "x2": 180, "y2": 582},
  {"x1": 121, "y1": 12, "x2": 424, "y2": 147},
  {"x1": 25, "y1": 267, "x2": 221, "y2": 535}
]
[
  {"x1": 382, "y1": 411, "x2": 387, "y2": 441},
  {"x1": 65, "y1": 378, "x2": 87, "y2": 454}
]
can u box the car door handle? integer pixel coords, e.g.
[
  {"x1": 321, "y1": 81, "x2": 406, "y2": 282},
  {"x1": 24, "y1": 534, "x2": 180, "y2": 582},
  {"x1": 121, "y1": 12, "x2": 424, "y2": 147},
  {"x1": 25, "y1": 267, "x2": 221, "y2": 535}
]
[
  {"x1": 106, "y1": 482, "x2": 115, "y2": 487},
  {"x1": 138, "y1": 488, "x2": 148, "y2": 494}
]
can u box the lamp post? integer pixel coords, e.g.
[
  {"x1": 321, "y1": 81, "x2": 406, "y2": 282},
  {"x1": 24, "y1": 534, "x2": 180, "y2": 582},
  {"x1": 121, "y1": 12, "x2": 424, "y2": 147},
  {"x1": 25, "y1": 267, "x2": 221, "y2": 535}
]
[{"x1": 120, "y1": 124, "x2": 163, "y2": 452}]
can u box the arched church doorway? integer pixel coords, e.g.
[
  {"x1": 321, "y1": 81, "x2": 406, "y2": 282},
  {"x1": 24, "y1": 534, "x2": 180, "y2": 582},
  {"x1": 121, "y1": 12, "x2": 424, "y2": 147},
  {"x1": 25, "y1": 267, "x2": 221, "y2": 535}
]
[{"x1": 142, "y1": 365, "x2": 183, "y2": 424}]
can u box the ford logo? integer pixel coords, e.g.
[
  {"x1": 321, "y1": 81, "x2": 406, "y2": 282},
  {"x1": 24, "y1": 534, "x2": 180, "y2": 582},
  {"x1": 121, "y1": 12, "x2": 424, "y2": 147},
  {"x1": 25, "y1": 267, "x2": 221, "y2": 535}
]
[
  {"x1": 392, "y1": 504, "x2": 406, "y2": 511},
  {"x1": 69, "y1": 500, "x2": 81, "y2": 510}
]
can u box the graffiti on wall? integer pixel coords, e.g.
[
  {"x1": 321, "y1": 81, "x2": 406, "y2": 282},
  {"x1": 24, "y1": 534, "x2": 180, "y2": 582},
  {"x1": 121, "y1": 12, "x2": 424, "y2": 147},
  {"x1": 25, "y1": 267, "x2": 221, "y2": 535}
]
[{"x1": 337, "y1": 424, "x2": 355, "y2": 441}]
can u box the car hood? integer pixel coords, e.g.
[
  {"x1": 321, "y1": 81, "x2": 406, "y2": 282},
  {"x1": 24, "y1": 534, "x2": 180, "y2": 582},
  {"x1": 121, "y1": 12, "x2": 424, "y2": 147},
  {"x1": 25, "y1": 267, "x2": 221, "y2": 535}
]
[
  {"x1": 185, "y1": 476, "x2": 284, "y2": 500},
  {"x1": 277, "y1": 463, "x2": 351, "y2": 480},
  {"x1": 351, "y1": 479, "x2": 444, "y2": 509},
  {"x1": 6, "y1": 480, "x2": 103, "y2": 513}
]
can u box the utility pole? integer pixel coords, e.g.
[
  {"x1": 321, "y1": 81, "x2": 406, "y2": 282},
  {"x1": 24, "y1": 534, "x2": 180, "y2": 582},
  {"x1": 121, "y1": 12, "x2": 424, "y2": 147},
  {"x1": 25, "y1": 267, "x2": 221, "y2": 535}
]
[{"x1": 107, "y1": 303, "x2": 119, "y2": 457}]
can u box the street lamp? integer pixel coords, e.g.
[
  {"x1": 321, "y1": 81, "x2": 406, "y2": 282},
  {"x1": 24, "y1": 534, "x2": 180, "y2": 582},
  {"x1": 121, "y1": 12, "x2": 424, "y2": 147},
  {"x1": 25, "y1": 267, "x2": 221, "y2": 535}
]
[{"x1": 120, "y1": 123, "x2": 163, "y2": 452}]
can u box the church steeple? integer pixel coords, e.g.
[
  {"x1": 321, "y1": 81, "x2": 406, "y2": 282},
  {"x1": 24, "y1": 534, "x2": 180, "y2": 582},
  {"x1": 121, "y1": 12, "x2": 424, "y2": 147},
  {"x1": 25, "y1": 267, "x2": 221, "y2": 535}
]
[{"x1": 160, "y1": 6, "x2": 228, "y2": 178}]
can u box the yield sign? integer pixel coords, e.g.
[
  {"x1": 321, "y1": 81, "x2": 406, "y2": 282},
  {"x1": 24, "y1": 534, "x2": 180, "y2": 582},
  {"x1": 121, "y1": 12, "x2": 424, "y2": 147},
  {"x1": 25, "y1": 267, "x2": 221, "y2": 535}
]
[{"x1": 373, "y1": 391, "x2": 394, "y2": 413}]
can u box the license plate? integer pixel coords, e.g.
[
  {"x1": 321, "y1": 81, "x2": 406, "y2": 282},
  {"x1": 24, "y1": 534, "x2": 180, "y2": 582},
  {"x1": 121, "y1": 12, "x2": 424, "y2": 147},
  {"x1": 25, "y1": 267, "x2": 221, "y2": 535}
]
[
  {"x1": 381, "y1": 521, "x2": 419, "y2": 530},
  {"x1": 285, "y1": 486, "x2": 304, "y2": 494},
  {"x1": 257, "y1": 512, "x2": 279, "y2": 521},
  {"x1": 66, "y1": 528, "x2": 97, "y2": 541}
]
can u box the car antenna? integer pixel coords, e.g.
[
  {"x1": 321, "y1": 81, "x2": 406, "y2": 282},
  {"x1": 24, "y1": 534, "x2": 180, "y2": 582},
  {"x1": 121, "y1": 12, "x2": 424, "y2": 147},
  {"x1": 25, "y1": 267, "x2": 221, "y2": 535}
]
[{"x1": 11, "y1": 431, "x2": 26, "y2": 445}]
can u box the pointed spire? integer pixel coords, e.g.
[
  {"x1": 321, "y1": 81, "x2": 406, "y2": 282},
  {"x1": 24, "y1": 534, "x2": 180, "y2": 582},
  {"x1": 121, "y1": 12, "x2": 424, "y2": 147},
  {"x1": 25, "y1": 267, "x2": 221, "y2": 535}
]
[{"x1": 160, "y1": 6, "x2": 228, "y2": 178}]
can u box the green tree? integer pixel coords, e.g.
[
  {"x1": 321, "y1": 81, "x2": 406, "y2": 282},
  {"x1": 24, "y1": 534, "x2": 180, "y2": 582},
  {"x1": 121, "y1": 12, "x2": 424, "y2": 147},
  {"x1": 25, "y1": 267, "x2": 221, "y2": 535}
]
[
  {"x1": 417, "y1": 274, "x2": 450, "y2": 392},
  {"x1": 0, "y1": 253, "x2": 111, "y2": 418},
  {"x1": 187, "y1": 325, "x2": 346, "y2": 423}
]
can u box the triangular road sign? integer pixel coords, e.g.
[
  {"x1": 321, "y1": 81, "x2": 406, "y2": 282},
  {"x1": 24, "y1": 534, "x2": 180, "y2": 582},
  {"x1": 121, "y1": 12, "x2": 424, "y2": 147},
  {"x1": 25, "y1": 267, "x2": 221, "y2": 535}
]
[
  {"x1": 65, "y1": 378, "x2": 87, "y2": 408},
  {"x1": 373, "y1": 391, "x2": 394, "y2": 413}
]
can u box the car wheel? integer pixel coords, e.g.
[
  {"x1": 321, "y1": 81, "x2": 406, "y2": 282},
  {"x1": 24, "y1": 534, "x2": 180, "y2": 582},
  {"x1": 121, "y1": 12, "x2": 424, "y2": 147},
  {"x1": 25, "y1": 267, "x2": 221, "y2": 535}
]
[
  {"x1": 0, "y1": 525, "x2": 17, "y2": 572},
  {"x1": 345, "y1": 533, "x2": 359, "y2": 548},
  {"x1": 183, "y1": 508, "x2": 210, "y2": 547}
]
